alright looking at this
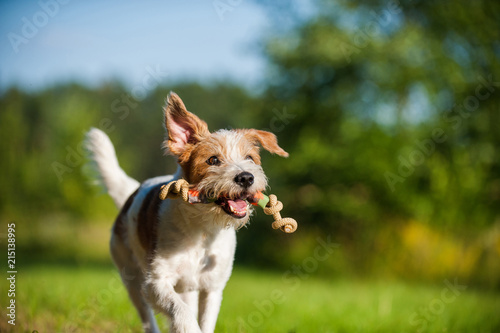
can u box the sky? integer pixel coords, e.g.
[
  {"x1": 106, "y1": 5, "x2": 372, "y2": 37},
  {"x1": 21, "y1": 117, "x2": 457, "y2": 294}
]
[{"x1": 0, "y1": 0, "x2": 271, "y2": 92}]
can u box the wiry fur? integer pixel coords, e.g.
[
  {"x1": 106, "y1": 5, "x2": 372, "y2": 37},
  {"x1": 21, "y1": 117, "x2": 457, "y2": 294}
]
[
  {"x1": 85, "y1": 92, "x2": 288, "y2": 333},
  {"x1": 84, "y1": 128, "x2": 140, "y2": 207},
  {"x1": 195, "y1": 130, "x2": 268, "y2": 201}
]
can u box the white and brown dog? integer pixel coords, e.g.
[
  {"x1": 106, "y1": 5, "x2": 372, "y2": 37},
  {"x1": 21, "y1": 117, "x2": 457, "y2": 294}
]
[{"x1": 85, "y1": 92, "x2": 288, "y2": 333}]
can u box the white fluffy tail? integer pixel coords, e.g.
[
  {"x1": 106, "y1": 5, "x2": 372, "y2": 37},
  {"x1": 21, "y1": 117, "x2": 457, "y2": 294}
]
[{"x1": 84, "y1": 128, "x2": 140, "y2": 208}]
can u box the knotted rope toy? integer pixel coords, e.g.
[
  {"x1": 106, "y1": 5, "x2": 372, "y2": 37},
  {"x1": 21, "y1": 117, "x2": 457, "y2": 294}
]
[{"x1": 159, "y1": 179, "x2": 298, "y2": 233}]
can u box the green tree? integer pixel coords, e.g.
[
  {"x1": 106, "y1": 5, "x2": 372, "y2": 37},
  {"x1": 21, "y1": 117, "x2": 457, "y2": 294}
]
[{"x1": 234, "y1": 0, "x2": 500, "y2": 285}]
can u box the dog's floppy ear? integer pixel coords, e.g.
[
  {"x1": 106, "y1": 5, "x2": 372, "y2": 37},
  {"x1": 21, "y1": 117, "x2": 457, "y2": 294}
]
[
  {"x1": 164, "y1": 92, "x2": 210, "y2": 156},
  {"x1": 245, "y1": 129, "x2": 289, "y2": 157}
]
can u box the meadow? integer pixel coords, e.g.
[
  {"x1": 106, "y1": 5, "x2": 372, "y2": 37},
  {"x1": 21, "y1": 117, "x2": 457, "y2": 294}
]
[{"x1": 2, "y1": 262, "x2": 499, "y2": 332}]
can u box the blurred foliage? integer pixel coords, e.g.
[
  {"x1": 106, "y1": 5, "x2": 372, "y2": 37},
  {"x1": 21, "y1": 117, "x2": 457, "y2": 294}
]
[
  {"x1": 1, "y1": 0, "x2": 499, "y2": 288},
  {"x1": 244, "y1": 0, "x2": 500, "y2": 286}
]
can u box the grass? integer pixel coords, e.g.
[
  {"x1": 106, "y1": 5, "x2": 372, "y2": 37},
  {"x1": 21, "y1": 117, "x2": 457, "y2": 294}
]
[{"x1": 1, "y1": 264, "x2": 499, "y2": 332}]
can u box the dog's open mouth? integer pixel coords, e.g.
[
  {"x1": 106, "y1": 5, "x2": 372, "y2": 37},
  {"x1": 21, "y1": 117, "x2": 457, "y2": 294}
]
[
  {"x1": 188, "y1": 190, "x2": 264, "y2": 219},
  {"x1": 214, "y1": 194, "x2": 251, "y2": 219}
]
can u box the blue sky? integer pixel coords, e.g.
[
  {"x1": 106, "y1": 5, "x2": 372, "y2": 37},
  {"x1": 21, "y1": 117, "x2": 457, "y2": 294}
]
[{"x1": 0, "y1": 0, "x2": 270, "y2": 91}]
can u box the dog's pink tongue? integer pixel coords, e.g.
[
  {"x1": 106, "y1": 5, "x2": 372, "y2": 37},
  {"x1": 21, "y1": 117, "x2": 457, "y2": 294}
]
[{"x1": 227, "y1": 199, "x2": 247, "y2": 213}]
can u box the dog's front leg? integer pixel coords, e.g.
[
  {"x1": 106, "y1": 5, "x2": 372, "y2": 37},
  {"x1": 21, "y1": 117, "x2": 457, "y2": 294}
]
[
  {"x1": 144, "y1": 278, "x2": 202, "y2": 333},
  {"x1": 198, "y1": 290, "x2": 223, "y2": 333}
]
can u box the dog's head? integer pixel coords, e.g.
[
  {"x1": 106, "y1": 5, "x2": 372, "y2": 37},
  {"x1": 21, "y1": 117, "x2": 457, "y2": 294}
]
[{"x1": 163, "y1": 92, "x2": 288, "y2": 224}]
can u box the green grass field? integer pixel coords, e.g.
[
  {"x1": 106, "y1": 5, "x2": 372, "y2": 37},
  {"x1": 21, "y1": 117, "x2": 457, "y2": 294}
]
[{"x1": 1, "y1": 264, "x2": 499, "y2": 333}]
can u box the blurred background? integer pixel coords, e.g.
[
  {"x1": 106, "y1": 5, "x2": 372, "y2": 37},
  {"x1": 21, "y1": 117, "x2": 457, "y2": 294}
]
[{"x1": 1, "y1": 0, "x2": 499, "y2": 332}]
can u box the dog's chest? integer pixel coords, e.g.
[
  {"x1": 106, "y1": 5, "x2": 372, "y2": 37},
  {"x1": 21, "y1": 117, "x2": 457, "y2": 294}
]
[
  {"x1": 156, "y1": 228, "x2": 236, "y2": 293},
  {"x1": 172, "y1": 247, "x2": 217, "y2": 292}
]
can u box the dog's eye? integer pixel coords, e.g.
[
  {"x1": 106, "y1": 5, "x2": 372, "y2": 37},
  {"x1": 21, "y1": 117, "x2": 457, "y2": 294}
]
[
  {"x1": 246, "y1": 155, "x2": 254, "y2": 162},
  {"x1": 207, "y1": 156, "x2": 221, "y2": 166}
]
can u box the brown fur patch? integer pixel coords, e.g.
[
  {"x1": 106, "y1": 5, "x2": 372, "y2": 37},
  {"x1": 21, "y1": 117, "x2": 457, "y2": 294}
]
[
  {"x1": 136, "y1": 184, "x2": 164, "y2": 258},
  {"x1": 113, "y1": 189, "x2": 139, "y2": 239},
  {"x1": 178, "y1": 131, "x2": 267, "y2": 185},
  {"x1": 237, "y1": 133, "x2": 262, "y2": 165},
  {"x1": 180, "y1": 136, "x2": 222, "y2": 184},
  {"x1": 163, "y1": 92, "x2": 210, "y2": 156},
  {"x1": 241, "y1": 129, "x2": 289, "y2": 157}
]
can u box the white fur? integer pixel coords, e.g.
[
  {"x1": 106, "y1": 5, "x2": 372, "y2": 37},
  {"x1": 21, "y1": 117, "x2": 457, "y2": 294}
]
[
  {"x1": 84, "y1": 127, "x2": 140, "y2": 207},
  {"x1": 85, "y1": 128, "x2": 270, "y2": 333}
]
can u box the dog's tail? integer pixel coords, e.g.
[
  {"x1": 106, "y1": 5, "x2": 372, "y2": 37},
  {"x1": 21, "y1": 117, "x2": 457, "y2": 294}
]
[{"x1": 84, "y1": 128, "x2": 140, "y2": 208}]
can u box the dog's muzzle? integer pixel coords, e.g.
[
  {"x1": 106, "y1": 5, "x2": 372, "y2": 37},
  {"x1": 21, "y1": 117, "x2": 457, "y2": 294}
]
[{"x1": 186, "y1": 172, "x2": 260, "y2": 219}]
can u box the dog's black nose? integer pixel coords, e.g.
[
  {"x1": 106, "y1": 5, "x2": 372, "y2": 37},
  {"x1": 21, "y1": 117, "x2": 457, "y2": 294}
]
[{"x1": 234, "y1": 172, "x2": 254, "y2": 188}]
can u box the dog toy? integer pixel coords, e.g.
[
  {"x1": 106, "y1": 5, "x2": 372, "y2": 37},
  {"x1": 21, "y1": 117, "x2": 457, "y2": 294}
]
[{"x1": 158, "y1": 179, "x2": 298, "y2": 233}]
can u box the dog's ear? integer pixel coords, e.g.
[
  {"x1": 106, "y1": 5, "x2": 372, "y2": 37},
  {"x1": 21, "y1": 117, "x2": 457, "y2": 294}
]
[
  {"x1": 164, "y1": 92, "x2": 210, "y2": 156},
  {"x1": 244, "y1": 129, "x2": 289, "y2": 157}
]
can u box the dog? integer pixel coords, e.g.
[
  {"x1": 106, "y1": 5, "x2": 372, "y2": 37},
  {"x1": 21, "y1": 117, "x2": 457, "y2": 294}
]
[{"x1": 85, "y1": 92, "x2": 288, "y2": 333}]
